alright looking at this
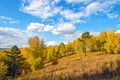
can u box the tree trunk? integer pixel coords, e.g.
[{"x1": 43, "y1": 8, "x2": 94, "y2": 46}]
[{"x1": 83, "y1": 41, "x2": 86, "y2": 56}]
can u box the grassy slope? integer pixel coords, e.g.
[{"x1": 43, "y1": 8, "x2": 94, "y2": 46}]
[{"x1": 18, "y1": 52, "x2": 120, "y2": 80}]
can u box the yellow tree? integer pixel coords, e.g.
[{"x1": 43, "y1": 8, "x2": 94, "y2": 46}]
[
  {"x1": 113, "y1": 33, "x2": 120, "y2": 54},
  {"x1": 66, "y1": 42, "x2": 75, "y2": 55},
  {"x1": 104, "y1": 30, "x2": 115, "y2": 53},
  {"x1": 78, "y1": 32, "x2": 91, "y2": 56},
  {"x1": 98, "y1": 31, "x2": 107, "y2": 52},
  {"x1": 28, "y1": 36, "x2": 46, "y2": 71},
  {"x1": 57, "y1": 42, "x2": 66, "y2": 57},
  {"x1": 47, "y1": 46, "x2": 58, "y2": 65}
]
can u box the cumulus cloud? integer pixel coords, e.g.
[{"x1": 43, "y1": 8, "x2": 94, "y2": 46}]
[
  {"x1": 44, "y1": 25, "x2": 54, "y2": 32},
  {"x1": 46, "y1": 41, "x2": 58, "y2": 46},
  {"x1": 85, "y1": 2, "x2": 102, "y2": 15},
  {"x1": 116, "y1": 30, "x2": 120, "y2": 33},
  {"x1": 60, "y1": 10, "x2": 86, "y2": 23},
  {"x1": 52, "y1": 23, "x2": 76, "y2": 35},
  {"x1": 0, "y1": 27, "x2": 35, "y2": 48},
  {"x1": 27, "y1": 22, "x2": 45, "y2": 32},
  {"x1": 27, "y1": 22, "x2": 54, "y2": 32},
  {"x1": 20, "y1": 0, "x2": 61, "y2": 19},
  {"x1": 27, "y1": 22, "x2": 76, "y2": 35}
]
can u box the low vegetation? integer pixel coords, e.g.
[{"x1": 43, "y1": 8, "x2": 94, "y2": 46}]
[{"x1": 18, "y1": 53, "x2": 120, "y2": 80}]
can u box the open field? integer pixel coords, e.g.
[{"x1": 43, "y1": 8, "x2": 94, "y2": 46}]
[{"x1": 18, "y1": 52, "x2": 120, "y2": 80}]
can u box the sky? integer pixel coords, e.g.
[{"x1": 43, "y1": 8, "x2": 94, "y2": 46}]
[{"x1": 0, "y1": 0, "x2": 120, "y2": 48}]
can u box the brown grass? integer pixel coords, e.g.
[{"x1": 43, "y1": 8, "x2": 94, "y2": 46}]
[{"x1": 18, "y1": 52, "x2": 120, "y2": 80}]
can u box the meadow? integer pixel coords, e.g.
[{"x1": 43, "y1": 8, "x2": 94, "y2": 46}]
[{"x1": 18, "y1": 52, "x2": 120, "y2": 80}]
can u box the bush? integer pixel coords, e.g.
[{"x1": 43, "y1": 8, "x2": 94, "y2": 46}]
[
  {"x1": 29, "y1": 57, "x2": 44, "y2": 71},
  {"x1": 51, "y1": 58, "x2": 58, "y2": 65},
  {"x1": 116, "y1": 58, "x2": 120, "y2": 71},
  {"x1": 0, "y1": 61, "x2": 8, "y2": 79}
]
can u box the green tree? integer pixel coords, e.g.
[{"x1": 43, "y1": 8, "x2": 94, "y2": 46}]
[{"x1": 5, "y1": 45, "x2": 25, "y2": 78}]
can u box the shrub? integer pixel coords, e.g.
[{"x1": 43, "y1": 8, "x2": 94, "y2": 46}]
[
  {"x1": 116, "y1": 58, "x2": 120, "y2": 71},
  {"x1": 0, "y1": 61, "x2": 8, "y2": 79},
  {"x1": 51, "y1": 58, "x2": 58, "y2": 65}
]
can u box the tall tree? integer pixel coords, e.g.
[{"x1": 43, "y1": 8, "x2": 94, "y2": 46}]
[
  {"x1": 28, "y1": 36, "x2": 46, "y2": 71},
  {"x1": 5, "y1": 45, "x2": 25, "y2": 78},
  {"x1": 104, "y1": 30, "x2": 116, "y2": 53},
  {"x1": 98, "y1": 31, "x2": 107, "y2": 51},
  {"x1": 79, "y1": 32, "x2": 91, "y2": 56},
  {"x1": 47, "y1": 46, "x2": 58, "y2": 65},
  {"x1": 58, "y1": 42, "x2": 66, "y2": 57}
]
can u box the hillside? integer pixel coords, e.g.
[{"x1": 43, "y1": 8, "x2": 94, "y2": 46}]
[{"x1": 18, "y1": 52, "x2": 120, "y2": 80}]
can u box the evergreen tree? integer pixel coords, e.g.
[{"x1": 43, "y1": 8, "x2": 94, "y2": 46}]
[{"x1": 5, "y1": 45, "x2": 25, "y2": 78}]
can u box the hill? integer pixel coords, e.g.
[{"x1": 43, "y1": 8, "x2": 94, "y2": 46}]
[{"x1": 18, "y1": 52, "x2": 120, "y2": 80}]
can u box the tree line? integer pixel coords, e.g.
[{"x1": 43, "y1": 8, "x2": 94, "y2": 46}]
[{"x1": 0, "y1": 30, "x2": 120, "y2": 79}]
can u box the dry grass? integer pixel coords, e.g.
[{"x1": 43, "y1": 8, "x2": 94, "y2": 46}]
[{"x1": 18, "y1": 52, "x2": 120, "y2": 80}]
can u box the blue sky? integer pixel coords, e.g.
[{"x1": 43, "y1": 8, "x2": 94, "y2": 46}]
[{"x1": 0, "y1": 0, "x2": 120, "y2": 48}]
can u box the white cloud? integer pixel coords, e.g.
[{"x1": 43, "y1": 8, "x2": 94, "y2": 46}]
[
  {"x1": 85, "y1": 2, "x2": 102, "y2": 15},
  {"x1": 60, "y1": 10, "x2": 86, "y2": 23},
  {"x1": 107, "y1": 13, "x2": 119, "y2": 19},
  {"x1": 46, "y1": 41, "x2": 68, "y2": 46},
  {"x1": 60, "y1": 10, "x2": 79, "y2": 20},
  {"x1": 27, "y1": 22, "x2": 76, "y2": 35},
  {"x1": 27, "y1": 22, "x2": 54, "y2": 32},
  {"x1": 46, "y1": 41, "x2": 58, "y2": 46},
  {"x1": 0, "y1": 27, "x2": 35, "y2": 48},
  {"x1": 52, "y1": 23, "x2": 76, "y2": 35},
  {"x1": 0, "y1": 16, "x2": 19, "y2": 24},
  {"x1": 63, "y1": 31, "x2": 81, "y2": 41},
  {"x1": 44, "y1": 25, "x2": 54, "y2": 32},
  {"x1": 117, "y1": 24, "x2": 120, "y2": 28},
  {"x1": 27, "y1": 22, "x2": 45, "y2": 32},
  {"x1": 60, "y1": 0, "x2": 120, "y2": 23},
  {"x1": 9, "y1": 20, "x2": 19, "y2": 24},
  {"x1": 20, "y1": 0, "x2": 120, "y2": 24},
  {"x1": 0, "y1": 16, "x2": 13, "y2": 20},
  {"x1": 20, "y1": 0, "x2": 61, "y2": 19},
  {"x1": 116, "y1": 30, "x2": 120, "y2": 33},
  {"x1": 85, "y1": 0, "x2": 120, "y2": 16},
  {"x1": 90, "y1": 32, "x2": 100, "y2": 36},
  {"x1": 60, "y1": 1, "x2": 120, "y2": 23},
  {"x1": 66, "y1": 0, "x2": 92, "y2": 4}
]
